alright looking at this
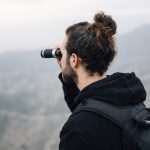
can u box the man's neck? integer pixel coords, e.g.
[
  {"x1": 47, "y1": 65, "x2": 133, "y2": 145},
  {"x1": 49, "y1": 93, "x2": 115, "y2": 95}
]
[{"x1": 77, "y1": 72, "x2": 106, "y2": 91}]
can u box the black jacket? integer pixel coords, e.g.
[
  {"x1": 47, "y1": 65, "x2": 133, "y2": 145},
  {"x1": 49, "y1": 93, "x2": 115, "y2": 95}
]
[{"x1": 58, "y1": 72, "x2": 146, "y2": 150}]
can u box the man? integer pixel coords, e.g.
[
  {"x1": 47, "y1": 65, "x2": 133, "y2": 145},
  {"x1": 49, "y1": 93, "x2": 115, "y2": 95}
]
[{"x1": 57, "y1": 11, "x2": 146, "y2": 150}]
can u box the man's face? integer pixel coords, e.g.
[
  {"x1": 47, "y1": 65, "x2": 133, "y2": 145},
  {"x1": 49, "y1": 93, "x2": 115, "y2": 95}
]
[{"x1": 59, "y1": 37, "x2": 78, "y2": 84}]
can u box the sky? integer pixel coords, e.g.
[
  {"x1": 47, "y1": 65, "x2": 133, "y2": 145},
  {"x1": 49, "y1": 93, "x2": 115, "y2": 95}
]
[{"x1": 0, "y1": 0, "x2": 150, "y2": 53}]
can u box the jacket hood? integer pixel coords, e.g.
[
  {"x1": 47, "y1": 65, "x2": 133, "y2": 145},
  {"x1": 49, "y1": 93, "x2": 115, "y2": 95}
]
[{"x1": 73, "y1": 72, "x2": 147, "y2": 108}]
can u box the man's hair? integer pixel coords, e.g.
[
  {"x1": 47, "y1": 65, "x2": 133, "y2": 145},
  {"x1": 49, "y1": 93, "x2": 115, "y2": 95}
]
[{"x1": 65, "y1": 11, "x2": 117, "y2": 76}]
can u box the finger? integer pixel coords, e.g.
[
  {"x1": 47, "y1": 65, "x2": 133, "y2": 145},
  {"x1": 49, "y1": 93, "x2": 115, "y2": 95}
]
[{"x1": 56, "y1": 58, "x2": 62, "y2": 68}]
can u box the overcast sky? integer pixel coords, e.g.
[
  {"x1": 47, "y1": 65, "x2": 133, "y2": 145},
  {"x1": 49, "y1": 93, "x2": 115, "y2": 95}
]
[{"x1": 0, "y1": 0, "x2": 150, "y2": 53}]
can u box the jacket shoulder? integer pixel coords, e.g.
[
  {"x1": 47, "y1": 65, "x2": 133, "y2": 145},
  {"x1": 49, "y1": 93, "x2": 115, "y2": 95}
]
[{"x1": 60, "y1": 110, "x2": 122, "y2": 150}]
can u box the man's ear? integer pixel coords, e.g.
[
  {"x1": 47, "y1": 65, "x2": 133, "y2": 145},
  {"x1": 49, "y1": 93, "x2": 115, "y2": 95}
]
[{"x1": 70, "y1": 53, "x2": 79, "y2": 69}]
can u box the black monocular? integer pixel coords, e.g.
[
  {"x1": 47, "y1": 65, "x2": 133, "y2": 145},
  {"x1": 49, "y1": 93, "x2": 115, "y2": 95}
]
[{"x1": 41, "y1": 48, "x2": 62, "y2": 58}]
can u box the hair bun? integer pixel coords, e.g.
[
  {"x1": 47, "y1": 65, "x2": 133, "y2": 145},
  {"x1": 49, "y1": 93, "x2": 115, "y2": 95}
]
[{"x1": 93, "y1": 11, "x2": 117, "y2": 36}]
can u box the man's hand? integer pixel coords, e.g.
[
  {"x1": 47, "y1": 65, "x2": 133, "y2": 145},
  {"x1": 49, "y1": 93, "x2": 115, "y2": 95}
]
[
  {"x1": 52, "y1": 44, "x2": 62, "y2": 69},
  {"x1": 56, "y1": 56, "x2": 62, "y2": 69}
]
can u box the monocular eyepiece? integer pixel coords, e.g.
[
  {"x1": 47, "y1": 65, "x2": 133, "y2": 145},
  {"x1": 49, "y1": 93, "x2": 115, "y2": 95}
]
[{"x1": 41, "y1": 48, "x2": 62, "y2": 58}]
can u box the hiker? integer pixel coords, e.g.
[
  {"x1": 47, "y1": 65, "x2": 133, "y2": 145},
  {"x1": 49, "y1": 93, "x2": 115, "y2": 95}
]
[{"x1": 56, "y1": 11, "x2": 147, "y2": 150}]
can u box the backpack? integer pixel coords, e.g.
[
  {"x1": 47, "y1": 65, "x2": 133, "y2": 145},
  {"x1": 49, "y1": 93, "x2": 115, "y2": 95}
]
[{"x1": 74, "y1": 98, "x2": 150, "y2": 150}]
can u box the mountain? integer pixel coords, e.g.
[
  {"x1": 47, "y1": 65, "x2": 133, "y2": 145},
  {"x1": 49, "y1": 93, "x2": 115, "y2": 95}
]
[
  {"x1": 0, "y1": 25, "x2": 150, "y2": 150},
  {"x1": 109, "y1": 24, "x2": 150, "y2": 104},
  {"x1": 0, "y1": 50, "x2": 67, "y2": 150}
]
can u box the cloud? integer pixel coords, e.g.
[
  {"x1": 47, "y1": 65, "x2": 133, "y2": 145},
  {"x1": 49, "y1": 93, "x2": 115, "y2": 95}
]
[{"x1": 0, "y1": 0, "x2": 150, "y2": 52}]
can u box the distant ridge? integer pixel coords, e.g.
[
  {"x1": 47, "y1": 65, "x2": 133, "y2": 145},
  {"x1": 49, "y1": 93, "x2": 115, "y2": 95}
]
[
  {"x1": 117, "y1": 24, "x2": 150, "y2": 56},
  {"x1": 110, "y1": 25, "x2": 150, "y2": 106}
]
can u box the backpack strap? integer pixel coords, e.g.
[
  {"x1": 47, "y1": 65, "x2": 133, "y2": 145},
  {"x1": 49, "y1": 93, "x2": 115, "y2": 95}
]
[{"x1": 74, "y1": 98, "x2": 146, "y2": 128}]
